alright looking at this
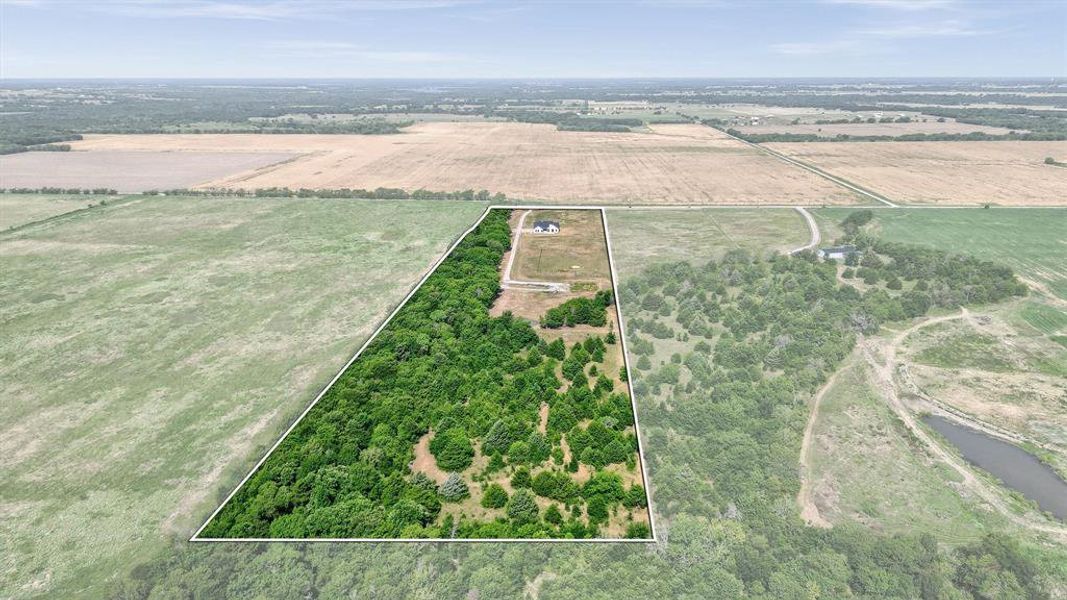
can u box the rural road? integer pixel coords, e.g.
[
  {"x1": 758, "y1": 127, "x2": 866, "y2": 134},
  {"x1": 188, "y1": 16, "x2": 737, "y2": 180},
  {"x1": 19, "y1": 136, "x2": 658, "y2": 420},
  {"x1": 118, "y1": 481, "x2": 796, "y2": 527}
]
[
  {"x1": 789, "y1": 207, "x2": 821, "y2": 255},
  {"x1": 502, "y1": 210, "x2": 569, "y2": 292},
  {"x1": 716, "y1": 127, "x2": 899, "y2": 208}
]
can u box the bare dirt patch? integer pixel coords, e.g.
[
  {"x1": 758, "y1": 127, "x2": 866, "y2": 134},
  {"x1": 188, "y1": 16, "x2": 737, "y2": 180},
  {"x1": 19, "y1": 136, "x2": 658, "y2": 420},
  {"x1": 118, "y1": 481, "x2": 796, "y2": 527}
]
[
  {"x1": 68, "y1": 123, "x2": 859, "y2": 205},
  {"x1": 766, "y1": 141, "x2": 1067, "y2": 206}
]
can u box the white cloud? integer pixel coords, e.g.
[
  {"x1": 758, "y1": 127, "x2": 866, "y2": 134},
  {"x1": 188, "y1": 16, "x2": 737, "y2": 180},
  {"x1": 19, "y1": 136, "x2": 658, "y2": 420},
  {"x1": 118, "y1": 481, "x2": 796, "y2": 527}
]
[
  {"x1": 15, "y1": 0, "x2": 475, "y2": 21},
  {"x1": 261, "y1": 40, "x2": 458, "y2": 63},
  {"x1": 823, "y1": 0, "x2": 957, "y2": 10},
  {"x1": 771, "y1": 40, "x2": 860, "y2": 56},
  {"x1": 860, "y1": 20, "x2": 988, "y2": 37}
]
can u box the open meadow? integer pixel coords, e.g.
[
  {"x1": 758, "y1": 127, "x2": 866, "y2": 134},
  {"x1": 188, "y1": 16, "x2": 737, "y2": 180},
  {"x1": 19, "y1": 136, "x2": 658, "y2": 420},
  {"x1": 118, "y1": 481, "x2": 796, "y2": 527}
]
[
  {"x1": 0, "y1": 193, "x2": 120, "y2": 230},
  {"x1": 0, "y1": 150, "x2": 296, "y2": 193},
  {"x1": 769, "y1": 141, "x2": 1067, "y2": 206},
  {"x1": 0, "y1": 196, "x2": 485, "y2": 596},
  {"x1": 607, "y1": 207, "x2": 811, "y2": 269},
  {"x1": 64, "y1": 122, "x2": 860, "y2": 205}
]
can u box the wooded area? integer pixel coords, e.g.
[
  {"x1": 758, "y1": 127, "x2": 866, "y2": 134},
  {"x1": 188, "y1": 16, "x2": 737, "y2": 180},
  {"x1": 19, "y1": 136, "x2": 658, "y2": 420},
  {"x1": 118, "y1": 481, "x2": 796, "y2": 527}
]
[{"x1": 200, "y1": 209, "x2": 648, "y2": 539}]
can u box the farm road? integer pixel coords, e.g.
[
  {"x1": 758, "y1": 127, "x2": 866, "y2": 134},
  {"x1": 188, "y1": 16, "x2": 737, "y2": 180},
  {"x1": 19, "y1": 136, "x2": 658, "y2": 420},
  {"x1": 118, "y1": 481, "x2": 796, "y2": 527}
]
[{"x1": 789, "y1": 207, "x2": 821, "y2": 255}]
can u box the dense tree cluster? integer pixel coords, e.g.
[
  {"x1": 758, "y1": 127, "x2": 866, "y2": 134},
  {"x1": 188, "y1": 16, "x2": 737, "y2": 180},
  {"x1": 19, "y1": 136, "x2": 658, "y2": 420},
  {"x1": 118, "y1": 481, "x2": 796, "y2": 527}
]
[
  {"x1": 201, "y1": 210, "x2": 648, "y2": 540},
  {"x1": 540, "y1": 290, "x2": 613, "y2": 328}
]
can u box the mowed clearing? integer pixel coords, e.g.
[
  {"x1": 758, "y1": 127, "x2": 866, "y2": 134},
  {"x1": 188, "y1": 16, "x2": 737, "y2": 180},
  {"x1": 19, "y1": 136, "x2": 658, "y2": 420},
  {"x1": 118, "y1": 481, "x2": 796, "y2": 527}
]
[
  {"x1": 0, "y1": 150, "x2": 296, "y2": 193},
  {"x1": 767, "y1": 141, "x2": 1067, "y2": 206},
  {"x1": 67, "y1": 122, "x2": 859, "y2": 205}
]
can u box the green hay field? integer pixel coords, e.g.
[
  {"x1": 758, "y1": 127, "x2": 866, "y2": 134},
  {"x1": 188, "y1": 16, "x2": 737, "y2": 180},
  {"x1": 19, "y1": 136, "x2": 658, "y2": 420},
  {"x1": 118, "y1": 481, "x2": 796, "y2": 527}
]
[
  {"x1": 0, "y1": 193, "x2": 122, "y2": 230},
  {"x1": 0, "y1": 196, "x2": 485, "y2": 597},
  {"x1": 814, "y1": 207, "x2": 1067, "y2": 300}
]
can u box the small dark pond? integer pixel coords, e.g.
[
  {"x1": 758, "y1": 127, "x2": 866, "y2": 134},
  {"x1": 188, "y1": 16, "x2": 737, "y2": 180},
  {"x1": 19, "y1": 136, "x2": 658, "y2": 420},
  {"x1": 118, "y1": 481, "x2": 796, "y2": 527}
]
[{"x1": 922, "y1": 414, "x2": 1067, "y2": 521}]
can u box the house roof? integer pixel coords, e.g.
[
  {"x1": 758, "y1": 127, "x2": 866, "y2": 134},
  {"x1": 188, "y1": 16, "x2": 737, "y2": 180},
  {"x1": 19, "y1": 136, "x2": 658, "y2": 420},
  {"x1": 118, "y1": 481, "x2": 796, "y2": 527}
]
[
  {"x1": 820, "y1": 245, "x2": 858, "y2": 254},
  {"x1": 533, "y1": 220, "x2": 559, "y2": 229}
]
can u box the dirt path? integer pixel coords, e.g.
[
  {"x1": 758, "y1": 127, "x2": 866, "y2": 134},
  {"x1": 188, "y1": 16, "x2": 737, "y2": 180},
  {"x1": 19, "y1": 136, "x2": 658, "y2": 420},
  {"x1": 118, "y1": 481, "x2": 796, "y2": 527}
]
[
  {"x1": 411, "y1": 431, "x2": 448, "y2": 484},
  {"x1": 1019, "y1": 276, "x2": 1067, "y2": 309},
  {"x1": 862, "y1": 310, "x2": 1067, "y2": 539},
  {"x1": 789, "y1": 206, "x2": 821, "y2": 255},
  {"x1": 796, "y1": 359, "x2": 842, "y2": 528}
]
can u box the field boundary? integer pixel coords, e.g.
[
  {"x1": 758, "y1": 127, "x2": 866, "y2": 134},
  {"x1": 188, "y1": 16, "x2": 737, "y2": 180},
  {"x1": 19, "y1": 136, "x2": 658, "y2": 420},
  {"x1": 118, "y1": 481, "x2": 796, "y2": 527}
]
[
  {"x1": 715, "y1": 128, "x2": 899, "y2": 207},
  {"x1": 191, "y1": 204, "x2": 657, "y2": 544}
]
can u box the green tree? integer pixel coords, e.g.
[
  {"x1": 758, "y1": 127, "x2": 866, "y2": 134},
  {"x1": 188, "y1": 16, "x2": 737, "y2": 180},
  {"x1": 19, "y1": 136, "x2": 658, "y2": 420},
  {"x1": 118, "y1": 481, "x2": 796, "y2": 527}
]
[
  {"x1": 506, "y1": 489, "x2": 539, "y2": 525},
  {"x1": 480, "y1": 483, "x2": 508, "y2": 509}
]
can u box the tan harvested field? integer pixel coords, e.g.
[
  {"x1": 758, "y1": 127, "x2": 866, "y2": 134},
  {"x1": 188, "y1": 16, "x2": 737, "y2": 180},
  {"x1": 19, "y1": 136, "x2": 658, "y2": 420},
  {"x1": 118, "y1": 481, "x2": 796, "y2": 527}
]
[
  {"x1": 736, "y1": 119, "x2": 1013, "y2": 137},
  {"x1": 67, "y1": 122, "x2": 859, "y2": 205},
  {"x1": 767, "y1": 141, "x2": 1067, "y2": 206},
  {"x1": 0, "y1": 150, "x2": 296, "y2": 193}
]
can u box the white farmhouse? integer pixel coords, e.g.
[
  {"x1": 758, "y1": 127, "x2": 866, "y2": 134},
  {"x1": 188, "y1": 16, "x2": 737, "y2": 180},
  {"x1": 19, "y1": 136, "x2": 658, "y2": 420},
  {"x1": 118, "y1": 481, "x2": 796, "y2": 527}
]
[{"x1": 532, "y1": 220, "x2": 560, "y2": 234}]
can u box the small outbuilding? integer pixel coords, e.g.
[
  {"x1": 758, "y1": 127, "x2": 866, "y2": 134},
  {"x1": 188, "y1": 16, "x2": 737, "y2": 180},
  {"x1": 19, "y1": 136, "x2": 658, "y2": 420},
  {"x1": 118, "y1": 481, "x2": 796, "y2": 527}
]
[
  {"x1": 818, "y1": 244, "x2": 859, "y2": 260},
  {"x1": 532, "y1": 220, "x2": 560, "y2": 234}
]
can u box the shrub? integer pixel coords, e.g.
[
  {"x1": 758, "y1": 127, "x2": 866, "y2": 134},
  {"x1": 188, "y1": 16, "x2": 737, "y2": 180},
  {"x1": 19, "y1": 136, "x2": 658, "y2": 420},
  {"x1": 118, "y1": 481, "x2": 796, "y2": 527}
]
[
  {"x1": 429, "y1": 428, "x2": 474, "y2": 472},
  {"x1": 480, "y1": 483, "x2": 508, "y2": 509},
  {"x1": 511, "y1": 468, "x2": 531, "y2": 489},
  {"x1": 440, "y1": 473, "x2": 470, "y2": 502},
  {"x1": 506, "y1": 489, "x2": 540, "y2": 525}
]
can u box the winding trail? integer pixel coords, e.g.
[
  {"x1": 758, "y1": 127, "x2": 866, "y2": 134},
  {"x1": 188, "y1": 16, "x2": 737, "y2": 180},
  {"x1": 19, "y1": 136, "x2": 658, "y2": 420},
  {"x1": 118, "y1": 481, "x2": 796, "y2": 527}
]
[
  {"x1": 789, "y1": 207, "x2": 821, "y2": 255},
  {"x1": 796, "y1": 362, "x2": 842, "y2": 528},
  {"x1": 860, "y1": 310, "x2": 1067, "y2": 539}
]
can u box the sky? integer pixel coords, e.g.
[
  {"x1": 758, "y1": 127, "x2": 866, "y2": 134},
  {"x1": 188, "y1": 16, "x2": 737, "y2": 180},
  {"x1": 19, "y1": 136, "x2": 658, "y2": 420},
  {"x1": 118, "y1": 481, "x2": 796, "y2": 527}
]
[{"x1": 1, "y1": 0, "x2": 1064, "y2": 79}]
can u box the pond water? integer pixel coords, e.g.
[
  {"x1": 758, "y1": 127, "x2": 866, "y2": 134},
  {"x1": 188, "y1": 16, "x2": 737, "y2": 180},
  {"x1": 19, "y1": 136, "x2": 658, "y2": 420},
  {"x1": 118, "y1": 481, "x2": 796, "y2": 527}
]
[{"x1": 922, "y1": 414, "x2": 1067, "y2": 521}]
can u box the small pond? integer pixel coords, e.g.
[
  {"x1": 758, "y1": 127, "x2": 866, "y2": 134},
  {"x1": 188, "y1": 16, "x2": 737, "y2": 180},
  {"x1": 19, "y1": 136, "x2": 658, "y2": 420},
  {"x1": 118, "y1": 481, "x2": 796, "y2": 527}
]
[{"x1": 922, "y1": 414, "x2": 1067, "y2": 521}]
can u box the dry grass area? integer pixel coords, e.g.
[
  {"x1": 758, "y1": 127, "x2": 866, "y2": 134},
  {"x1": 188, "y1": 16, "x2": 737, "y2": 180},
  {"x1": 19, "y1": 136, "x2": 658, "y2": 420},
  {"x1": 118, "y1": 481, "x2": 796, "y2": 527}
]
[
  {"x1": 768, "y1": 141, "x2": 1067, "y2": 206},
  {"x1": 67, "y1": 122, "x2": 859, "y2": 205},
  {"x1": 0, "y1": 150, "x2": 295, "y2": 193},
  {"x1": 736, "y1": 119, "x2": 1012, "y2": 137},
  {"x1": 0, "y1": 196, "x2": 485, "y2": 596}
]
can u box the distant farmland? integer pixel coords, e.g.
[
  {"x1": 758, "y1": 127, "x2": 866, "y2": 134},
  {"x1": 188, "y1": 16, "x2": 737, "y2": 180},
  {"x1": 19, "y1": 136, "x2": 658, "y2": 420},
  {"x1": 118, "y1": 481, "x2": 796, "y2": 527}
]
[
  {"x1": 64, "y1": 122, "x2": 860, "y2": 205},
  {"x1": 768, "y1": 141, "x2": 1067, "y2": 206},
  {"x1": 0, "y1": 150, "x2": 296, "y2": 193}
]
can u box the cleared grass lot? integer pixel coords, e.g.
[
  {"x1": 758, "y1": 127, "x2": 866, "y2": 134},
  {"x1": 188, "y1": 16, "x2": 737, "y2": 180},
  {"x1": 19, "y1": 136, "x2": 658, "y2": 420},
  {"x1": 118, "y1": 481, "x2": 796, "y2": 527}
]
[
  {"x1": 607, "y1": 207, "x2": 810, "y2": 270},
  {"x1": 0, "y1": 196, "x2": 485, "y2": 597}
]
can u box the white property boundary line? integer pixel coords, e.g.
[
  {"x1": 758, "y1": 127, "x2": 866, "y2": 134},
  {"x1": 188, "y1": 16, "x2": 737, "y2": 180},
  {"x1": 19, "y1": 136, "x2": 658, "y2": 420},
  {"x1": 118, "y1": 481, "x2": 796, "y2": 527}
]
[{"x1": 192, "y1": 204, "x2": 657, "y2": 544}]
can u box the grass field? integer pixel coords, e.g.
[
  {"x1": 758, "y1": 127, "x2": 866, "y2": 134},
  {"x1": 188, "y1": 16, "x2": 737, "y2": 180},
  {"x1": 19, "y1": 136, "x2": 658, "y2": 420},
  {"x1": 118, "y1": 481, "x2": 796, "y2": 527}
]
[
  {"x1": 607, "y1": 207, "x2": 810, "y2": 271},
  {"x1": 815, "y1": 207, "x2": 1067, "y2": 300},
  {"x1": 0, "y1": 193, "x2": 119, "y2": 230},
  {"x1": 0, "y1": 196, "x2": 485, "y2": 597},
  {"x1": 65, "y1": 122, "x2": 860, "y2": 204},
  {"x1": 770, "y1": 141, "x2": 1067, "y2": 206}
]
